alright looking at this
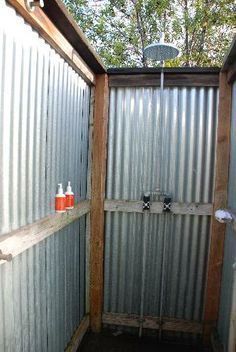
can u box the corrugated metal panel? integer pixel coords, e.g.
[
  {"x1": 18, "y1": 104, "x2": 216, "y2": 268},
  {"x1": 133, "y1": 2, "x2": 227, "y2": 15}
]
[
  {"x1": 0, "y1": 2, "x2": 91, "y2": 351},
  {"x1": 0, "y1": 3, "x2": 90, "y2": 236},
  {"x1": 104, "y1": 85, "x2": 218, "y2": 322},
  {"x1": 0, "y1": 217, "x2": 87, "y2": 352},
  {"x1": 218, "y1": 80, "x2": 236, "y2": 350}
]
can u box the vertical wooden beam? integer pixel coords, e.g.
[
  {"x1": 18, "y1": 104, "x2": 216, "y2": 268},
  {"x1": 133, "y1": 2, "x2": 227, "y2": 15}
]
[
  {"x1": 203, "y1": 72, "x2": 232, "y2": 343},
  {"x1": 90, "y1": 74, "x2": 109, "y2": 332}
]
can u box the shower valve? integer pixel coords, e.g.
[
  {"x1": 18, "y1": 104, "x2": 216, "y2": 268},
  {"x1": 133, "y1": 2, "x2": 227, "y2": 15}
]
[
  {"x1": 163, "y1": 197, "x2": 171, "y2": 212},
  {"x1": 142, "y1": 193, "x2": 150, "y2": 211}
]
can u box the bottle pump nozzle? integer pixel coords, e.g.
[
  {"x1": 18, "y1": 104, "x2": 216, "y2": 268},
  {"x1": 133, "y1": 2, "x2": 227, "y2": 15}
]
[
  {"x1": 57, "y1": 183, "x2": 64, "y2": 195},
  {"x1": 66, "y1": 181, "x2": 72, "y2": 193}
]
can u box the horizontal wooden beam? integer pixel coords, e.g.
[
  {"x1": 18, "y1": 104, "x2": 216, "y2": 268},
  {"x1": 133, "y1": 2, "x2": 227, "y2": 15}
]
[
  {"x1": 43, "y1": 0, "x2": 106, "y2": 74},
  {"x1": 65, "y1": 315, "x2": 90, "y2": 352},
  {"x1": 7, "y1": 0, "x2": 95, "y2": 85},
  {"x1": 102, "y1": 313, "x2": 202, "y2": 334},
  {"x1": 0, "y1": 200, "x2": 90, "y2": 263},
  {"x1": 104, "y1": 200, "x2": 213, "y2": 216},
  {"x1": 109, "y1": 73, "x2": 219, "y2": 88}
]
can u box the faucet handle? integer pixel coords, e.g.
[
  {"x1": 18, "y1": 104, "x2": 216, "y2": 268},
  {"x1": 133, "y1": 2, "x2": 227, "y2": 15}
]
[
  {"x1": 215, "y1": 209, "x2": 234, "y2": 223},
  {"x1": 143, "y1": 193, "x2": 150, "y2": 211}
]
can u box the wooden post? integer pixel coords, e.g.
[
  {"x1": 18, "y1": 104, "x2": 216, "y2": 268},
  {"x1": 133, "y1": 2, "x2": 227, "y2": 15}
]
[
  {"x1": 90, "y1": 74, "x2": 109, "y2": 332},
  {"x1": 203, "y1": 72, "x2": 232, "y2": 343}
]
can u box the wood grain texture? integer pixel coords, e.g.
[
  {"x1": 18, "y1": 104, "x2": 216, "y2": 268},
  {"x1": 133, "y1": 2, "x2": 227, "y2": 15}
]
[
  {"x1": 203, "y1": 72, "x2": 232, "y2": 343},
  {"x1": 0, "y1": 200, "x2": 90, "y2": 263},
  {"x1": 90, "y1": 74, "x2": 109, "y2": 332},
  {"x1": 102, "y1": 313, "x2": 203, "y2": 334},
  {"x1": 104, "y1": 200, "x2": 213, "y2": 215},
  {"x1": 42, "y1": 0, "x2": 106, "y2": 74},
  {"x1": 109, "y1": 73, "x2": 219, "y2": 87},
  {"x1": 65, "y1": 315, "x2": 90, "y2": 352},
  {"x1": 227, "y1": 62, "x2": 236, "y2": 83},
  {"x1": 6, "y1": 0, "x2": 95, "y2": 85}
]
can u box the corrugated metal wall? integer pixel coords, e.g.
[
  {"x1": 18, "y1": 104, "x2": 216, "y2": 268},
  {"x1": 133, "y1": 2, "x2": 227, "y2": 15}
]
[
  {"x1": 0, "y1": 2, "x2": 90, "y2": 236},
  {"x1": 0, "y1": 217, "x2": 87, "y2": 352},
  {"x1": 0, "y1": 2, "x2": 91, "y2": 351},
  {"x1": 218, "y1": 80, "x2": 236, "y2": 351},
  {"x1": 104, "y1": 86, "x2": 218, "y2": 322}
]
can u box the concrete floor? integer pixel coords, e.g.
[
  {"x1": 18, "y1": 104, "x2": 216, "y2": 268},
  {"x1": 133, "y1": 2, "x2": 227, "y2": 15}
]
[{"x1": 79, "y1": 332, "x2": 207, "y2": 352}]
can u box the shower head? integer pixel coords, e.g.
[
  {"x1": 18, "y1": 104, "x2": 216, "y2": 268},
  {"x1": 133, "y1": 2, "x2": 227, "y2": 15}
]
[{"x1": 144, "y1": 33, "x2": 179, "y2": 62}]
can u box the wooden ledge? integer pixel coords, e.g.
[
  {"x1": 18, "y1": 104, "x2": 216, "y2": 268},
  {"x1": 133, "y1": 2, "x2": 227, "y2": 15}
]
[
  {"x1": 102, "y1": 313, "x2": 202, "y2": 334},
  {"x1": 0, "y1": 200, "x2": 90, "y2": 263},
  {"x1": 65, "y1": 315, "x2": 90, "y2": 352}
]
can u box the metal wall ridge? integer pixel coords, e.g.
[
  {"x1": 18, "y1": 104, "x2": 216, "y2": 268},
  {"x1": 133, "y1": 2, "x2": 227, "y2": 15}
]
[
  {"x1": 0, "y1": 218, "x2": 87, "y2": 352},
  {"x1": 0, "y1": 2, "x2": 91, "y2": 237},
  {"x1": 104, "y1": 84, "x2": 218, "y2": 332},
  {"x1": 0, "y1": 2, "x2": 91, "y2": 351}
]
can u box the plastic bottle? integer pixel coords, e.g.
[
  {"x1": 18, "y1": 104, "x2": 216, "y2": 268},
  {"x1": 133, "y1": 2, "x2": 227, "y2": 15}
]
[
  {"x1": 55, "y1": 183, "x2": 66, "y2": 213},
  {"x1": 65, "y1": 181, "x2": 75, "y2": 210}
]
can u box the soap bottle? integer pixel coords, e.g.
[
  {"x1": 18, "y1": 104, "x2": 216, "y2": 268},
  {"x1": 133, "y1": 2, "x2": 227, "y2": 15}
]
[
  {"x1": 65, "y1": 181, "x2": 75, "y2": 210},
  {"x1": 55, "y1": 183, "x2": 66, "y2": 213}
]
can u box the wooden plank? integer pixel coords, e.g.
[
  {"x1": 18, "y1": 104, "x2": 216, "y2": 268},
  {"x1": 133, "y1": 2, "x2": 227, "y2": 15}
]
[
  {"x1": 90, "y1": 74, "x2": 109, "y2": 332},
  {"x1": 85, "y1": 89, "x2": 95, "y2": 315},
  {"x1": 65, "y1": 315, "x2": 90, "y2": 352},
  {"x1": 108, "y1": 67, "x2": 221, "y2": 74},
  {"x1": 109, "y1": 73, "x2": 219, "y2": 87},
  {"x1": 102, "y1": 313, "x2": 202, "y2": 334},
  {"x1": 203, "y1": 72, "x2": 232, "y2": 343},
  {"x1": 227, "y1": 61, "x2": 236, "y2": 83},
  {"x1": 0, "y1": 200, "x2": 90, "y2": 263},
  {"x1": 43, "y1": 0, "x2": 106, "y2": 74},
  {"x1": 6, "y1": 0, "x2": 95, "y2": 85},
  {"x1": 104, "y1": 200, "x2": 213, "y2": 216}
]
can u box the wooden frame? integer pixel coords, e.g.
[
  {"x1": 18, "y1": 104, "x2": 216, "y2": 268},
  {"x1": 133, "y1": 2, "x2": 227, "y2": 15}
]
[
  {"x1": 7, "y1": 0, "x2": 96, "y2": 85},
  {"x1": 109, "y1": 72, "x2": 219, "y2": 87},
  {"x1": 0, "y1": 200, "x2": 90, "y2": 264},
  {"x1": 203, "y1": 72, "x2": 232, "y2": 343},
  {"x1": 104, "y1": 200, "x2": 213, "y2": 216},
  {"x1": 102, "y1": 313, "x2": 202, "y2": 334},
  {"x1": 2, "y1": 4, "x2": 234, "y2": 344},
  {"x1": 65, "y1": 315, "x2": 90, "y2": 352},
  {"x1": 90, "y1": 74, "x2": 109, "y2": 332},
  {"x1": 43, "y1": 0, "x2": 105, "y2": 74}
]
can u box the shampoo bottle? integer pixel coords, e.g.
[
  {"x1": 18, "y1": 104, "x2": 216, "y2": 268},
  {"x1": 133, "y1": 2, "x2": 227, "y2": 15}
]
[
  {"x1": 65, "y1": 181, "x2": 75, "y2": 210},
  {"x1": 55, "y1": 183, "x2": 66, "y2": 213}
]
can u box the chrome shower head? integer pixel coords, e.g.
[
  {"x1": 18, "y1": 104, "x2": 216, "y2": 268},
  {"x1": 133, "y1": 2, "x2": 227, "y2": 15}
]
[{"x1": 144, "y1": 33, "x2": 179, "y2": 61}]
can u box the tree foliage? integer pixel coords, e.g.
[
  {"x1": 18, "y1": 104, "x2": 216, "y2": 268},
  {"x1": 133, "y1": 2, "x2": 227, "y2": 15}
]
[{"x1": 64, "y1": 0, "x2": 236, "y2": 67}]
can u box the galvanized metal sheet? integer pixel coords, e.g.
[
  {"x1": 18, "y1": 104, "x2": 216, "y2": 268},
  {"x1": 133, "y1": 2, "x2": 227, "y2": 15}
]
[
  {"x1": 0, "y1": 218, "x2": 87, "y2": 352},
  {"x1": 0, "y1": 2, "x2": 90, "y2": 351},
  {"x1": 104, "y1": 85, "x2": 218, "y2": 322},
  {"x1": 218, "y1": 80, "x2": 236, "y2": 350},
  {"x1": 106, "y1": 86, "x2": 218, "y2": 202},
  {"x1": 0, "y1": 3, "x2": 90, "y2": 236}
]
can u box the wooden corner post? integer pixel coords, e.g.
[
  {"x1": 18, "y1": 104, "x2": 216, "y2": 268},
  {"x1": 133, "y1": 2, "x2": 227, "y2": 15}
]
[
  {"x1": 90, "y1": 74, "x2": 109, "y2": 332},
  {"x1": 203, "y1": 72, "x2": 232, "y2": 343}
]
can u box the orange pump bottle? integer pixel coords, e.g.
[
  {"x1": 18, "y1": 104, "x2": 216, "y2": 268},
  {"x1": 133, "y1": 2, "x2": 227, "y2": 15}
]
[
  {"x1": 65, "y1": 181, "x2": 75, "y2": 210},
  {"x1": 55, "y1": 183, "x2": 66, "y2": 213}
]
